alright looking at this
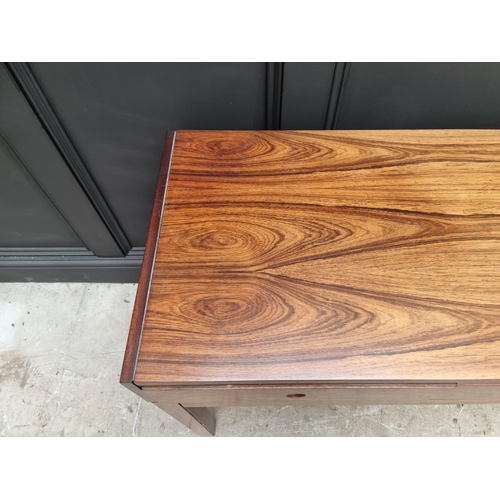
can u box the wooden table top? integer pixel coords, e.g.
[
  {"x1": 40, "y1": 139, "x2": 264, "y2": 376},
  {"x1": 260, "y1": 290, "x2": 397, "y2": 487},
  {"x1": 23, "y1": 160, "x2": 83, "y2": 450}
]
[{"x1": 124, "y1": 130, "x2": 500, "y2": 387}]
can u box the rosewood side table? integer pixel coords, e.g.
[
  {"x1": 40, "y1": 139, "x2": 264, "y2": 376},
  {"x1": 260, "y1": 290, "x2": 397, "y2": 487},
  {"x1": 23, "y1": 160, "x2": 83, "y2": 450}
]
[{"x1": 121, "y1": 130, "x2": 500, "y2": 436}]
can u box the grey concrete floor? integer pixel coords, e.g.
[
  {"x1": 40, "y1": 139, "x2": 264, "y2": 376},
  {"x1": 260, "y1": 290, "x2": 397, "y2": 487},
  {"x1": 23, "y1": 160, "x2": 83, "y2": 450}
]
[{"x1": 1, "y1": 282, "x2": 499, "y2": 437}]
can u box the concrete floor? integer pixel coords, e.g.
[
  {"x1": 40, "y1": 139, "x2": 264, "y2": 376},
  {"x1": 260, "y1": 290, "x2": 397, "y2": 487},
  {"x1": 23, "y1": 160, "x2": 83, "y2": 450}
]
[{"x1": 1, "y1": 283, "x2": 499, "y2": 437}]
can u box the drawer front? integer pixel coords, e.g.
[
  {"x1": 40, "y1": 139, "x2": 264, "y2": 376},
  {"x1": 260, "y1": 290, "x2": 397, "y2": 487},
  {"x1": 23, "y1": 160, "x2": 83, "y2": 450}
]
[{"x1": 143, "y1": 383, "x2": 500, "y2": 407}]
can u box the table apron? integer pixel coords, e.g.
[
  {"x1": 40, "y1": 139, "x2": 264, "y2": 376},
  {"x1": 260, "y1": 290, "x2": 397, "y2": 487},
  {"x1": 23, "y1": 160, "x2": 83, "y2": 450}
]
[{"x1": 142, "y1": 383, "x2": 500, "y2": 407}]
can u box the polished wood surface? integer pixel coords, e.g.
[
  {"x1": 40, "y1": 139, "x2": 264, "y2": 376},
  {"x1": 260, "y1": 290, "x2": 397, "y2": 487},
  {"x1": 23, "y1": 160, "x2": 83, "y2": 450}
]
[{"x1": 134, "y1": 130, "x2": 500, "y2": 386}]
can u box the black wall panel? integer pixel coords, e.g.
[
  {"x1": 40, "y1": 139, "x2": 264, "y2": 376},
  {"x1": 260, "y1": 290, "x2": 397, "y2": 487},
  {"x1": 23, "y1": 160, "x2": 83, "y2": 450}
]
[
  {"x1": 0, "y1": 63, "x2": 123, "y2": 257},
  {"x1": 0, "y1": 137, "x2": 80, "y2": 247},
  {"x1": 281, "y1": 63, "x2": 336, "y2": 129},
  {"x1": 336, "y1": 63, "x2": 500, "y2": 129}
]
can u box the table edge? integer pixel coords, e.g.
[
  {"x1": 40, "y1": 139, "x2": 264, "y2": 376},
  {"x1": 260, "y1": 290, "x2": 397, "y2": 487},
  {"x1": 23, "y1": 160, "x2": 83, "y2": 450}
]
[{"x1": 120, "y1": 130, "x2": 176, "y2": 387}]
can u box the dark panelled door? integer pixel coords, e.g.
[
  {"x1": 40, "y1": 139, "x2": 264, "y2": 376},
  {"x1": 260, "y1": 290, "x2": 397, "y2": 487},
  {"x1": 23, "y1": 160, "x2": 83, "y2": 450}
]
[{"x1": 0, "y1": 64, "x2": 123, "y2": 257}]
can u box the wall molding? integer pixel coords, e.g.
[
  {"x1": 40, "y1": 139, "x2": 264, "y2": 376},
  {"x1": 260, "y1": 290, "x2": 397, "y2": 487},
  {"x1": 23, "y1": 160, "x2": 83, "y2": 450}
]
[
  {"x1": 6, "y1": 62, "x2": 132, "y2": 255},
  {"x1": 0, "y1": 64, "x2": 125, "y2": 257},
  {"x1": 0, "y1": 247, "x2": 144, "y2": 282},
  {"x1": 266, "y1": 63, "x2": 284, "y2": 130},
  {"x1": 324, "y1": 62, "x2": 349, "y2": 129}
]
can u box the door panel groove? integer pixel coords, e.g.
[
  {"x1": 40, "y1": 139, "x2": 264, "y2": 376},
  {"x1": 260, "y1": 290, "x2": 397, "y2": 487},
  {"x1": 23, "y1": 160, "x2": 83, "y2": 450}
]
[{"x1": 6, "y1": 62, "x2": 131, "y2": 254}]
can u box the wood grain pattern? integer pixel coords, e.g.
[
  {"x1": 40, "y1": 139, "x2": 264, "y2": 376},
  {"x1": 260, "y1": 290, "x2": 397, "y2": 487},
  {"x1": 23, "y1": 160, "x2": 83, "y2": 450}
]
[{"x1": 134, "y1": 130, "x2": 500, "y2": 386}]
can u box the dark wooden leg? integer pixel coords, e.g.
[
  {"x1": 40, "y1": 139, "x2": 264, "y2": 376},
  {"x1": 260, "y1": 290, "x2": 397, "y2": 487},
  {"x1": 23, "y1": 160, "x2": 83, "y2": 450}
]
[{"x1": 155, "y1": 402, "x2": 216, "y2": 437}]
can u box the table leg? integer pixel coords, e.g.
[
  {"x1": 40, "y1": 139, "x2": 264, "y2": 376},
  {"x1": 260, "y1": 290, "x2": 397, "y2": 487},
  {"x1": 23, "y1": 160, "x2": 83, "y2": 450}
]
[{"x1": 155, "y1": 402, "x2": 216, "y2": 437}]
